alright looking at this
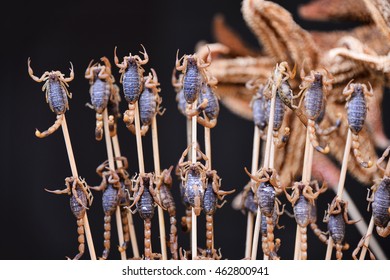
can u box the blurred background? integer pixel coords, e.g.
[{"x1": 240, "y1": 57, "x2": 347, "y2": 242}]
[{"x1": 1, "y1": 0, "x2": 389, "y2": 260}]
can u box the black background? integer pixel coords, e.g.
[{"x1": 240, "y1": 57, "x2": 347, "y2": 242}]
[{"x1": 1, "y1": 0, "x2": 389, "y2": 260}]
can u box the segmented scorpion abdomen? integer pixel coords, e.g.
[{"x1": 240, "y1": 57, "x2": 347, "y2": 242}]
[
  {"x1": 304, "y1": 75, "x2": 324, "y2": 120},
  {"x1": 185, "y1": 168, "x2": 205, "y2": 215},
  {"x1": 48, "y1": 78, "x2": 68, "y2": 114},
  {"x1": 119, "y1": 181, "x2": 131, "y2": 207},
  {"x1": 203, "y1": 179, "x2": 217, "y2": 215},
  {"x1": 328, "y1": 214, "x2": 346, "y2": 243},
  {"x1": 252, "y1": 90, "x2": 268, "y2": 131},
  {"x1": 260, "y1": 208, "x2": 278, "y2": 236},
  {"x1": 136, "y1": 187, "x2": 155, "y2": 220},
  {"x1": 199, "y1": 85, "x2": 219, "y2": 120},
  {"x1": 70, "y1": 187, "x2": 87, "y2": 219},
  {"x1": 257, "y1": 181, "x2": 276, "y2": 217},
  {"x1": 244, "y1": 188, "x2": 258, "y2": 214},
  {"x1": 372, "y1": 177, "x2": 390, "y2": 227},
  {"x1": 293, "y1": 195, "x2": 311, "y2": 227},
  {"x1": 139, "y1": 87, "x2": 156, "y2": 127},
  {"x1": 123, "y1": 61, "x2": 143, "y2": 103},
  {"x1": 102, "y1": 184, "x2": 120, "y2": 215},
  {"x1": 183, "y1": 58, "x2": 203, "y2": 104},
  {"x1": 277, "y1": 80, "x2": 293, "y2": 105},
  {"x1": 347, "y1": 85, "x2": 367, "y2": 134},
  {"x1": 90, "y1": 78, "x2": 111, "y2": 114},
  {"x1": 267, "y1": 90, "x2": 285, "y2": 131}
]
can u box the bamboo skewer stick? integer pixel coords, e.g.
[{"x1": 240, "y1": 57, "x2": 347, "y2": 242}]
[
  {"x1": 102, "y1": 110, "x2": 126, "y2": 260},
  {"x1": 134, "y1": 103, "x2": 145, "y2": 175},
  {"x1": 61, "y1": 115, "x2": 97, "y2": 260},
  {"x1": 191, "y1": 102, "x2": 198, "y2": 260},
  {"x1": 251, "y1": 83, "x2": 277, "y2": 260},
  {"x1": 245, "y1": 126, "x2": 261, "y2": 259},
  {"x1": 111, "y1": 135, "x2": 140, "y2": 259},
  {"x1": 151, "y1": 116, "x2": 168, "y2": 260},
  {"x1": 325, "y1": 129, "x2": 353, "y2": 260}
]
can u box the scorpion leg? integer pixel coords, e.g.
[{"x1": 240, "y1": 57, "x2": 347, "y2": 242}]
[
  {"x1": 95, "y1": 113, "x2": 103, "y2": 141},
  {"x1": 175, "y1": 50, "x2": 186, "y2": 71},
  {"x1": 196, "y1": 115, "x2": 217, "y2": 128},
  {"x1": 35, "y1": 114, "x2": 64, "y2": 138},
  {"x1": 197, "y1": 45, "x2": 211, "y2": 69},
  {"x1": 376, "y1": 223, "x2": 390, "y2": 237},
  {"x1": 343, "y1": 201, "x2": 360, "y2": 225},
  {"x1": 62, "y1": 62, "x2": 74, "y2": 83},
  {"x1": 113, "y1": 46, "x2": 128, "y2": 69},
  {"x1": 27, "y1": 58, "x2": 49, "y2": 82},
  {"x1": 376, "y1": 146, "x2": 390, "y2": 175},
  {"x1": 186, "y1": 98, "x2": 209, "y2": 117}
]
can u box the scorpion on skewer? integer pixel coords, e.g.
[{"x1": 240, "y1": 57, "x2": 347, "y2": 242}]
[
  {"x1": 107, "y1": 83, "x2": 121, "y2": 137},
  {"x1": 293, "y1": 67, "x2": 334, "y2": 154},
  {"x1": 129, "y1": 172, "x2": 165, "y2": 260},
  {"x1": 198, "y1": 169, "x2": 235, "y2": 259},
  {"x1": 323, "y1": 197, "x2": 359, "y2": 260},
  {"x1": 45, "y1": 176, "x2": 93, "y2": 260},
  {"x1": 260, "y1": 204, "x2": 284, "y2": 260},
  {"x1": 284, "y1": 180, "x2": 327, "y2": 260},
  {"x1": 156, "y1": 166, "x2": 179, "y2": 260},
  {"x1": 127, "y1": 68, "x2": 165, "y2": 135},
  {"x1": 343, "y1": 81, "x2": 374, "y2": 168},
  {"x1": 85, "y1": 56, "x2": 116, "y2": 140},
  {"x1": 89, "y1": 160, "x2": 123, "y2": 260},
  {"x1": 114, "y1": 45, "x2": 148, "y2": 130},
  {"x1": 27, "y1": 58, "x2": 74, "y2": 138},
  {"x1": 172, "y1": 68, "x2": 187, "y2": 117},
  {"x1": 245, "y1": 167, "x2": 283, "y2": 260}
]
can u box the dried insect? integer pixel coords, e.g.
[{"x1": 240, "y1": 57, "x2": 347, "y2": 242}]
[
  {"x1": 175, "y1": 47, "x2": 213, "y2": 104},
  {"x1": 201, "y1": 170, "x2": 235, "y2": 259},
  {"x1": 172, "y1": 68, "x2": 187, "y2": 117},
  {"x1": 294, "y1": 68, "x2": 334, "y2": 154},
  {"x1": 126, "y1": 69, "x2": 164, "y2": 135},
  {"x1": 27, "y1": 58, "x2": 74, "y2": 138},
  {"x1": 85, "y1": 56, "x2": 116, "y2": 140},
  {"x1": 107, "y1": 83, "x2": 121, "y2": 137},
  {"x1": 284, "y1": 180, "x2": 327, "y2": 260},
  {"x1": 260, "y1": 203, "x2": 284, "y2": 259},
  {"x1": 114, "y1": 45, "x2": 148, "y2": 130},
  {"x1": 245, "y1": 167, "x2": 283, "y2": 259},
  {"x1": 246, "y1": 82, "x2": 268, "y2": 133},
  {"x1": 343, "y1": 81, "x2": 374, "y2": 168},
  {"x1": 89, "y1": 161, "x2": 123, "y2": 260},
  {"x1": 367, "y1": 146, "x2": 390, "y2": 237},
  {"x1": 45, "y1": 176, "x2": 93, "y2": 260},
  {"x1": 129, "y1": 173, "x2": 165, "y2": 260},
  {"x1": 174, "y1": 164, "x2": 192, "y2": 233},
  {"x1": 156, "y1": 166, "x2": 178, "y2": 260},
  {"x1": 323, "y1": 197, "x2": 359, "y2": 260},
  {"x1": 177, "y1": 145, "x2": 209, "y2": 216}
]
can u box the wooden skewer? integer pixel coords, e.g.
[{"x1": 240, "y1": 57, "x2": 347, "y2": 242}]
[
  {"x1": 134, "y1": 103, "x2": 145, "y2": 175},
  {"x1": 245, "y1": 126, "x2": 261, "y2": 259},
  {"x1": 103, "y1": 109, "x2": 126, "y2": 260},
  {"x1": 251, "y1": 83, "x2": 277, "y2": 260},
  {"x1": 191, "y1": 102, "x2": 198, "y2": 260},
  {"x1": 111, "y1": 134, "x2": 140, "y2": 259},
  {"x1": 151, "y1": 116, "x2": 168, "y2": 260},
  {"x1": 325, "y1": 129, "x2": 353, "y2": 260},
  {"x1": 61, "y1": 115, "x2": 97, "y2": 260}
]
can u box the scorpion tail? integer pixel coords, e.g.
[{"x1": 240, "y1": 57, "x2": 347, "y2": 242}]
[
  {"x1": 205, "y1": 214, "x2": 214, "y2": 258},
  {"x1": 144, "y1": 219, "x2": 152, "y2": 260},
  {"x1": 169, "y1": 213, "x2": 178, "y2": 260},
  {"x1": 351, "y1": 133, "x2": 373, "y2": 168},
  {"x1": 308, "y1": 119, "x2": 330, "y2": 154},
  {"x1": 73, "y1": 218, "x2": 85, "y2": 260},
  {"x1": 266, "y1": 216, "x2": 277, "y2": 259},
  {"x1": 35, "y1": 114, "x2": 63, "y2": 138},
  {"x1": 310, "y1": 222, "x2": 328, "y2": 244},
  {"x1": 335, "y1": 243, "x2": 343, "y2": 260},
  {"x1": 102, "y1": 214, "x2": 112, "y2": 260},
  {"x1": 118, "y1": 208, "x2": 130, "y2": 253},
  {"x1": 95, "y1": 113, "x2": 103, "y2": 141},
  {"x1": 108, "y1": 115, "x2": 117, "y2": 137},
  {"x1": 300, "y1": 226, "x2": 308, "y2": 260}
]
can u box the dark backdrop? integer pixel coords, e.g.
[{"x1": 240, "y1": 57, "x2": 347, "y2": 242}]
[{"x1": 1, "y1": 0, "x2": 389, "y2": 260}]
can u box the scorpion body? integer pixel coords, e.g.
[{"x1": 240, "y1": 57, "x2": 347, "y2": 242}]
[
  {"x1": 27, "y1": 58, "x2": 74, "y2": 138},
  {"x1": 193, "y1": 84, "x2": 220, "y2": 128},
  {"x1": 324, "y1": 198, "x2": 358, "y2": 260},
  {"x1": 158, "y1": 166, "x2": 178, "y2": 260},
  {"x1": 251, "y1": 85, "x2": 268, "y2": 132},
  {"x1": 343, "y1": 81, "x2": 374, "y2": 168},
  {"x1": 114, "y1": 45, "x2": 148, "y2": 129},
  {"x1": 172, "y1": 68, "x2": 187, "y2": 117},
  {"x1": 260, "y1": 203, "x2": 284, "y2": 259},
  {"x1": 45, "y1": 177, "x2": 92, "y2": 260},
  {"x1": 107, "y1": 84, "x2": 121, "y2": 137}
]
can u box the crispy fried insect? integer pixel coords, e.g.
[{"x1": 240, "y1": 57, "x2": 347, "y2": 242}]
[
  {"x1": 294, "y1": 67, "x2": 333, "y2": 154},
  {"x1": 45, "y1": 176, "x2": 93, "y2": 260},
  {"x1": 114, "y1": 45, "x2": 148, "y2": 130},
  {"x1": 315, "y1": 102, "x2": 342, "y2": 137},
  {"x1": 367, "y1": 146, "x2": 390, "y2": 237},
  {"x1": 129, "y1": 173, "x2": 165, "y2": 260},
  {"x1": 90, "y1": 161, "x2": 123, "y2": 260},
  {"x1": 156, "y1": 166, "x2": 178, "y2": 260},
  {"x1": 107, "y1": 84, "x2": 121, "y2": 137},
  {"x1": 175, "y1": 46, "x2": 213, "y2": 104},
  {"x1": 177, "y1": 145, "x2": 209, "y2": 216},
  {"x1": 201, "y1": 170, "x2": 235, "y2": 259},
  {"x1": 260, "y1": 203, "x2": 284, "y2": 259},
  {"x1": 323, "y1": 197, "x2": 359, "y2": 260},
  {"x1": 343, "y1": 80, "x2": 374, "y2": 168},
  {"x1": 245, "y1": 167, "x2": 283, "y2": 259},
  {"x1": 172, "y1": 68, "x2": 187, "y2": 117},
  {"x1": 174, "y1": 163, "x2": 192, "y2": 233},
  {"x1": 126, "y1": 69, "x2": 165, "y2": 135},
  {"x1": 27, "y1": 58, "x2": 74, "y2": 138},
  {"x1": 246, "y1": 82, "x2": 268, "y2": 133},
  {"x1": 85, "y1": 56, "x2": 116, "y2": 140}
]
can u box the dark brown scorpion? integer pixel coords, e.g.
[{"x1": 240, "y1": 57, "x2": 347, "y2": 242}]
[
  {"x1": 89, "y1": 160, "x2": 124, "y2": 260},
  {"x1": 45, "y1": 176, "x2": 93, "y2": 260},
  {"x1": 27, "y1": 58, "x2": 74, "y2": 138},
  {"x1": 114, "y1": 45, "x2": 148, "y2": 130},
  {"x1": 85, "y1": 56, "x2": 116, "y2": 140},
  {"x1": 342, "y1": 81, "x2": 374, "y2": 168},
  {"x1": 129, "y1": 172, "x2": 165, "y2": 260}
]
